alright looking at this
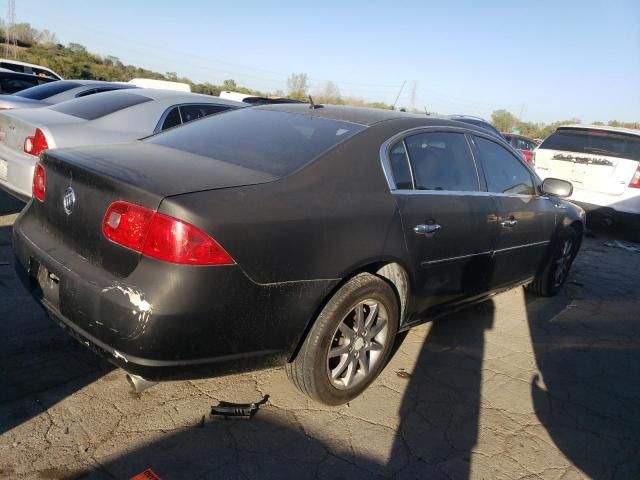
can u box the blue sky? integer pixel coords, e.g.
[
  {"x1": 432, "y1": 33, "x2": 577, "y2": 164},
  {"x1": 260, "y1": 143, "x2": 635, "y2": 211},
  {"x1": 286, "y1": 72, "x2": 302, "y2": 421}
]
[{"x1": 13, "y1": 0, "x2": 640, "y2": 123}]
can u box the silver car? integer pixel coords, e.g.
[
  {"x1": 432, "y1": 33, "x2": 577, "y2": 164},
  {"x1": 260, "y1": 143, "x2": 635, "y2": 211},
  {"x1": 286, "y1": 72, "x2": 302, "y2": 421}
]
[
  {"x1": 0, "y1": 80, "x2": 137, "y2": 110},
  {"x1": 0, "y1": 89, "x2": 245, "y2": 200}
]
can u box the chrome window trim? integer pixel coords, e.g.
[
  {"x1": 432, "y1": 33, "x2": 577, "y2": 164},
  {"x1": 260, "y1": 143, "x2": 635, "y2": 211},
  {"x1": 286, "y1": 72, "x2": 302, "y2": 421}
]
[
  {"x1": 420, "y1": 240, "x2": 550, "y2": 267},
  {"x1": 493, "y1": 240, "x2": 550, "y2": 254},
  {"x1": 379, "y1": 125, "x2": 486, "y2": 194},
  {"x1": 421, "y1": 250, "x2": 493, "y2": 267}
]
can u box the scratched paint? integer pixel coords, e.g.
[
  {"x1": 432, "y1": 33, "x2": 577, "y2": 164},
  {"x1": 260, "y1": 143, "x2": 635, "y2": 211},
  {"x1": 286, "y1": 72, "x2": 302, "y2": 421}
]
[{"x1": 101, "y1": 284, "x2": 153, "y2": 339}]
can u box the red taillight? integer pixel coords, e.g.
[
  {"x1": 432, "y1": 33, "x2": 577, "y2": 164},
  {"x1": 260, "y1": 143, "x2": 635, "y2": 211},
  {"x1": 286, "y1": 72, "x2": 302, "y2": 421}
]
[
  {"x1": 102, "y1": 201, "x2": 234, "y2": 265},
  {"x1": 24, "y1": 128, "x2": 49, "y2": 156},
  {"x1": 629, "y1": 164, "x2": 640, "y2": 189},
  {"x1": 32, "y1": 162, "x2": 46, "y2": 202},
  {"x1": 522, "y1": 150, "x2": 533, "y2": 164}
]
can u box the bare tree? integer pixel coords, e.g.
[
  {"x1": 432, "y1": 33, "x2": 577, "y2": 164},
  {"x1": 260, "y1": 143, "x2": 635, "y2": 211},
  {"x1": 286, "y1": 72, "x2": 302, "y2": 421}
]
[
  {"x1": 287, "y1": 73, "x2": 309, "y2": 101},
  {"x1": 315, "y1": 81, "x2": 341, "y2": 104},
  {"x1": 36, "y1": 29, "x2": 58, "y2": 46}
]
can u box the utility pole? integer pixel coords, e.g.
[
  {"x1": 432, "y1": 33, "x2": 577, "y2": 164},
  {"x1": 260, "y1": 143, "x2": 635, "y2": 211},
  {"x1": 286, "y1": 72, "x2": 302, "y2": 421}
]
[
  {"x1": 5, "y1": 0, "x2": 17, "y2": 58},
  {"x1": 392, "y1": 80, "x2": 406, "y2": 111}
]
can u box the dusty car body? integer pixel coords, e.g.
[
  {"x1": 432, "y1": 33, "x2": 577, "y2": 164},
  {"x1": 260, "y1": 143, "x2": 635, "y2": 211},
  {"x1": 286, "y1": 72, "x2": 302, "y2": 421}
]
[{"x1": 13, "y1": 105, "x2": 584, "y2": 404}]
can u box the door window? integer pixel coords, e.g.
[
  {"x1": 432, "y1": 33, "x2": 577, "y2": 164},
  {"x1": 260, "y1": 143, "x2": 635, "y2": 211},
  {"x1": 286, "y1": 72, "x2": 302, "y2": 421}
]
[
  {"x1": 404, "y1": 132, "x2": 479, "y2": 191},
  {"x1": 474, "y1": 136, "x2": 535, "y2": 195}
]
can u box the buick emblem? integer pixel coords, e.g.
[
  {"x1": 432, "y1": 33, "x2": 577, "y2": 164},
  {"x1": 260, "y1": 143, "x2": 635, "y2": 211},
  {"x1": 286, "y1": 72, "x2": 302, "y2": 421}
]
[{"x1": 63, "y1": 187, "x2": 76, "y2": 215}]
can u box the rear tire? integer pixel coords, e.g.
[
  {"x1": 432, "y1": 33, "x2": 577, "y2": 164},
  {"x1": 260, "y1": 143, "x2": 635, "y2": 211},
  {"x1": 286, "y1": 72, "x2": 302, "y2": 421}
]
[
  {"x1": 527, "y1": 226, "x2": 579, "y2": 297},
  {"x1": 286, "y1": 273, "x2": 399, "y2": 405}
]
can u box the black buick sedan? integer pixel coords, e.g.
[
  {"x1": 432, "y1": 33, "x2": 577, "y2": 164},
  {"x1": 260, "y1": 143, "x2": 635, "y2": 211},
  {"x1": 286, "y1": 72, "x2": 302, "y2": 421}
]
[{"x1": 13, "y1": 104, "x2": 584, "y2": 405}]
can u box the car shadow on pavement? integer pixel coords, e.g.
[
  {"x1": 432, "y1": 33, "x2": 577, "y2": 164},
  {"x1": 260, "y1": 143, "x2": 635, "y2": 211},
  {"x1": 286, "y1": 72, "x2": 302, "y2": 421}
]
[
  {"x1": 525, "y1": 241, "x2": 640, "y2": 479},
  {"x1": 0, "y1": 217, "x2": 113, "y2": 437},
  {"x1": 80, "y1": 303, "x2": 495, "y2": 479}
]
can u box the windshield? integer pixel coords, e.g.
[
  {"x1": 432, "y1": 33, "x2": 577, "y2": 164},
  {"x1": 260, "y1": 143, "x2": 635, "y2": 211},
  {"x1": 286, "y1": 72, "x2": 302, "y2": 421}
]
[
  {"x1": 146, "y1": 108, "x2": 365, "y2": 177},
  {"x1": 15, "y1": 80, "x2": 81, "y2": 100},
  {"x1": 539, "y1": 128, "x2": 640, "y2": 161}
]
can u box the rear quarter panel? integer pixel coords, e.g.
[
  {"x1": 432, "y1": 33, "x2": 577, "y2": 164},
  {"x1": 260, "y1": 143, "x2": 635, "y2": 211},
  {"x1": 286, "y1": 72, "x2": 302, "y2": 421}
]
[{"x1": 158, "y1": 119, "x2": 421, "y2": 285}]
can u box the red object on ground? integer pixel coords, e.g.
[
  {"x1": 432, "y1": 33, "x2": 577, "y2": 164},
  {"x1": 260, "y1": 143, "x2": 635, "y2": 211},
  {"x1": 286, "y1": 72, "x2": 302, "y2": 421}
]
[{"x1": 130, "y1": 468, "x2": 161, "y2": 480}]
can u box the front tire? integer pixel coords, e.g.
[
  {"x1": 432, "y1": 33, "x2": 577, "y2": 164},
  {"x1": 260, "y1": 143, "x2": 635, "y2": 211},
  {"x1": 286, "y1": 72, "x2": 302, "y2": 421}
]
[
  {"x1": 527, "y1": 226, "x2": 579, "y2": 297},
  {"x1": 286, "y1": 273, "x2": 399, "y2": 405}
]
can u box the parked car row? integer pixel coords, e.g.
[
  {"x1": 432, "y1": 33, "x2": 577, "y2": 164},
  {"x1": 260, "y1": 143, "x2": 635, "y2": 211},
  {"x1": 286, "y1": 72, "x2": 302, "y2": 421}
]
[
  {"x1": 6, "y1": 83, "x2": 586, "y2": 404},
  {"x1": 0, "y1": 88, "x2": 243, "y2": 200}
]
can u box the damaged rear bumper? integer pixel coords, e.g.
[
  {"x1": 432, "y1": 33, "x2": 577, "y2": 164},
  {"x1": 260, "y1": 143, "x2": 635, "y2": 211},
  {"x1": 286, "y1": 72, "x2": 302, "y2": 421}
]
[{"x1": 13, "y1": 217, "x2": 338, "y2": 381}]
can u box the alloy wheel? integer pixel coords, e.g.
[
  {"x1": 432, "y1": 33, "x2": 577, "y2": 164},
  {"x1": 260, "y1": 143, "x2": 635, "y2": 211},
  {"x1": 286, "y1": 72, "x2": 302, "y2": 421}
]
[
  {"x1": 553, "y1": 238, "x2": 574, "y2": 288},
  {"x1": 326, "y1": 299, "x2": 389, "y2": 390}
]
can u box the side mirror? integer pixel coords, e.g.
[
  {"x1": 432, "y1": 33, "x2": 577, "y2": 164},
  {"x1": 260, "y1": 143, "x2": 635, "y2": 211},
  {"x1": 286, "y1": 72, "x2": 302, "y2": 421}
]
[{"x1": 541, "y1": 178, "x2": 573, "y2": 198}]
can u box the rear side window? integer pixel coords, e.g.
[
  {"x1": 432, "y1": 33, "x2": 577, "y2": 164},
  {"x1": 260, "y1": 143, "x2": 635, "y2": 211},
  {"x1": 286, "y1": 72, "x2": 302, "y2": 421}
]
[
  {"x1": 50, "y1": 91, "x2": 152, "y2": 120},
  {"x1": 474, "y1": 136, "x2": 535, "y2": 195},
  {"x1": 15, "y1": 80, "x2": 81, "y2": 100},
  {"x1": 146, "y1": 108, "x2": 365, "y2": 177},
  {"x1": 0, "y1": 62, "x2": 24, "y2": 73},
  {"x1": 539, "y1": 129, "x2": 640, "y2": 161},
  {"x1": 0, "y1": 76, "x2": 40, "y2": 94},
  {"x1": 179, "y1": 104, "x2": 230, "y2": 123},
  {"x1": 404, "y1": 132, "x2": 478, "y2": 191},
  {"x1": 161, "y1": 107, "x2": 181, "y2": 130},
  {"x1": 388, "y1": 141, "x2": 413, "y2": 189}
]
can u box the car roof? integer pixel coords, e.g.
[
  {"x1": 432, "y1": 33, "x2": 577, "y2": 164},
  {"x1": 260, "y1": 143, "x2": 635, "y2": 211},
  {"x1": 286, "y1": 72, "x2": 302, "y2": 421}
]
[
  {"x1": 85, "y1": 88, "x2": 246, "y2": 107},
  {"x1": 254, "y1": 103, "x2": 436, "y2": 126},
  {"x1": 557, "y1": 124, "x2": 640, "y2": 137}
]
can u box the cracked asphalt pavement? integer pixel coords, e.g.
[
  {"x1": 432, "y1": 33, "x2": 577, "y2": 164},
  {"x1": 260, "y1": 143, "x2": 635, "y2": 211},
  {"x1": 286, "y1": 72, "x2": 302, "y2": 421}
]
[{"x1": 1, "y1": 190, "x2": 639, "y2": 479}]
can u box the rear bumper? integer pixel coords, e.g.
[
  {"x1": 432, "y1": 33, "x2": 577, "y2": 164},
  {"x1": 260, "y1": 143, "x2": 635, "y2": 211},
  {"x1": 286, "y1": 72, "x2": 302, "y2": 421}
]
[
  {"x1": 567, "y1": 186, "x2": 640, "y2": 216},
  {"x1": 572, "y1": 201, "x2": 640, "y2": 230},
  {"x1": 13, "y1": 213, "x2": 338, "y2": 381},
  {"x1": 0, "y1": 145, "x2": 36, "y2": 201}
]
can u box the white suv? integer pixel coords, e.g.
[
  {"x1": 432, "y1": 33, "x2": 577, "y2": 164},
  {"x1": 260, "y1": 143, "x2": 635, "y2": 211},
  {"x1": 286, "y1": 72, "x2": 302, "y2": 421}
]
[{"x1": 535, "y1": 125, "x2": 640, "y2": 233}]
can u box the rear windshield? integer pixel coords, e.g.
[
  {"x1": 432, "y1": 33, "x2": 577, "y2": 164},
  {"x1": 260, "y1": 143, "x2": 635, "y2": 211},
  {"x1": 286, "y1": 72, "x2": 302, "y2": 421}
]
[
  {"x1": 540, "y1": 129, "x2": 640, "y2": 161},
  {"x1": 15, "y1": 80, "x2": 81, "y2": 100},
  {"x1": 50, "y1": 91, "x2": 152, "y2": 120},
  {"x1": 146, "y1": 108, "x2": 366, "y2": 177}
]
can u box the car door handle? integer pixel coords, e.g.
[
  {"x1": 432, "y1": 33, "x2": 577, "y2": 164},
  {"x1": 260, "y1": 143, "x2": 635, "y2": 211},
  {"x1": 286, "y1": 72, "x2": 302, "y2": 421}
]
[
  {"x1": 500, "y1": 219, "x2": 518, "y2": 228},
  {"x1": 414, "y1": 223, "x2": 442, "y2": 236}
]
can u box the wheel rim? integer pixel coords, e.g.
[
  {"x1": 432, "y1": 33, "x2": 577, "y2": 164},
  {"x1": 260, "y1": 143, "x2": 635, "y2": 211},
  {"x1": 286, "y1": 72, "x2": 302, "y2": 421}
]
[
  {"x1": 326, "y1": 299, "x2": 389, "y2": 390},
  {"x1": 553, "y1": 238, "x2": 574, "y2": 288}
]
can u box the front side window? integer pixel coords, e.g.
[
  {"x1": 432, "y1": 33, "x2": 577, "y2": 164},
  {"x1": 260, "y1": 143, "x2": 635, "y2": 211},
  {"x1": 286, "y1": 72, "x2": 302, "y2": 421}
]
[
  {"x1": 404, "y1": 131, "x2": 479, "y2": 191},
  {"x1": 474, "y1": 136, "x2": 535, "y2": 195}
]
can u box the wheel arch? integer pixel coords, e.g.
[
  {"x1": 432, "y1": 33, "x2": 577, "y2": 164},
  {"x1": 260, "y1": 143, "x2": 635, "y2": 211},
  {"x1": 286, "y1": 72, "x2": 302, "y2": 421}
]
[{"x1": 287, "y1": 259, "x2": 413, "y2": 362}]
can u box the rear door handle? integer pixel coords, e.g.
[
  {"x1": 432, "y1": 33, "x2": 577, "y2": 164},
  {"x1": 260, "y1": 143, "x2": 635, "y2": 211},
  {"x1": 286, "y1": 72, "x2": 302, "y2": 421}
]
[
  {"x1": 414, "y1": 223, "x2": 442, "y2": 236},
  {"x1": 500, "y1": 219, "x2": 518, "y2": 228}
]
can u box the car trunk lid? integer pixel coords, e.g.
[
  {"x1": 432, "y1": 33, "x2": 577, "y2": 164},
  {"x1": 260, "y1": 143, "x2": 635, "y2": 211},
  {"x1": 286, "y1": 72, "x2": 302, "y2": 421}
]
[{"x1": 32, "y1": 142, "x2": 276, "y2": 277}]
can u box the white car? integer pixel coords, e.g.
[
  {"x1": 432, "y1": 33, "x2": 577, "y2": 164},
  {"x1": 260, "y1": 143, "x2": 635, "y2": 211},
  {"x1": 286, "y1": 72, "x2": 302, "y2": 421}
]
[
  {"x1": 0, "y1": 58, "x2": 63, "y2": 80},
  {"x1": 535, "y1": 125, "x2": 640, "y2": 231}
]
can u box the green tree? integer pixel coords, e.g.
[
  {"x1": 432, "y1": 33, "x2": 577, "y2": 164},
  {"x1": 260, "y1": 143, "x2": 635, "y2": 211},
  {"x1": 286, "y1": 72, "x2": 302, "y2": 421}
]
[{"x1": 491, "y1": 109, "x2": 518, "y2": 132}]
